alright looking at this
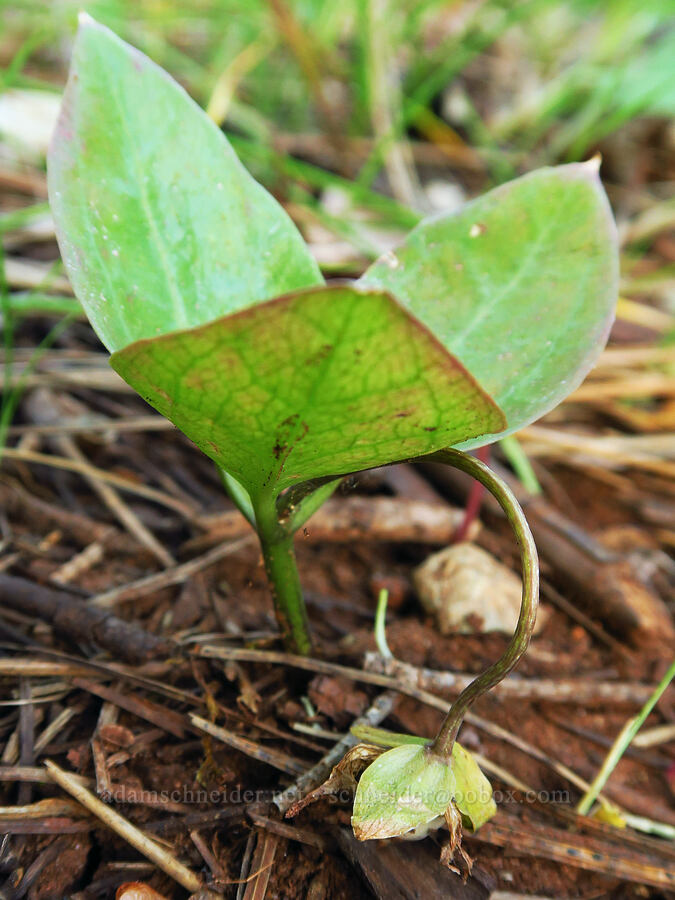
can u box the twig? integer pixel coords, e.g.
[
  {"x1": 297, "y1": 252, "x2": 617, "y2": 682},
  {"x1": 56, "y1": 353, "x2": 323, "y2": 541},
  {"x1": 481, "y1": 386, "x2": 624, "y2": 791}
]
[
  {"x1": 278, "y1": 691, "x2": 396, "y2": 816},
  {"x1": 541, "y1": 580, "x2": 630, "y2": 658},
  {"x1": 190, "y1": 828, "x2": 227, "y2": 881},
  {"x1": 0, "y1": 574, "x2": 170, "y2": 663},
  {"x1": 50, "y1": 536, "x2": 110, "y2": 586},
  {"x1": 44, "y1": 759, "x2": 203, "y2": 893},
  {"x1": 246, "y1": 811, "x2": 327, "y2": 849},
  {"x1": 75, "y1": 680, "x2": 187, "y2": 739},
  {"x1": 363, "y1": 654, "x2": 655, "y2": 706},
  {"x1": 34, "y1": 705, "x2": 78, "y2": 756},
  {"x1": 197, "y1": 645, "x2": 656, "y2": 707},
  {"x1": 189, "y1": 714, "x2": 305, "y2": 776},
  {"x1": 0, "y1": 837, "x2": 64, "y2": 897},
  {"x1": 236, "y1": 830, "x2": 257, "y2": 900},
  {"x1": 17, "y1": 678, "x2": 35, "y2": 805},
  {"x1": 543, "y1": 714, "x2": 668, "y2": 770},
  {"x1": 0, "y1": 478, "x2": 136, "y2": 552}
]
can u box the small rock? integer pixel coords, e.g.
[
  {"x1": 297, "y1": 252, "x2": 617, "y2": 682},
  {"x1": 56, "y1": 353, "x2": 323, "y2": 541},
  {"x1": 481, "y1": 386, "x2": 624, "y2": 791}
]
[{"x1": 413, "y1": 542, "x2": 545, "y2": 635}]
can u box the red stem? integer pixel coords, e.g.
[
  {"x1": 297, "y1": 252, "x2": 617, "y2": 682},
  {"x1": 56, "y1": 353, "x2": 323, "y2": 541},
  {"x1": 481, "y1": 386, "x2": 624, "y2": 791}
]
[{"x1": 453, "y1": 445, "x2": 490, "y2": 542}]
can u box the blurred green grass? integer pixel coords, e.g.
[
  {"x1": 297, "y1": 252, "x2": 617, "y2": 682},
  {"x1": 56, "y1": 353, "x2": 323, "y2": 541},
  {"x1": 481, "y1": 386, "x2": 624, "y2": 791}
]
[{"x1": 1, "y1": 0, "x2": 673, "y2": 212}]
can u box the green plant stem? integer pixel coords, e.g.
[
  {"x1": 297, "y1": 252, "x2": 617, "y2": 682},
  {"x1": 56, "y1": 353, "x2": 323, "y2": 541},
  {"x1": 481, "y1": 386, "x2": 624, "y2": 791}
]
[
  {"x1": 374, "y1": 588, "x2": 392, "y2": 659},
  {"x1": 499, "y1": 434, "x2": 541, "y2": 495},
  {"x1": 253, "y1": 490, "x2": 312, "y2": 656},
  {"x1": 429, "y1": 448, "x2": 539, "y2": 760}
]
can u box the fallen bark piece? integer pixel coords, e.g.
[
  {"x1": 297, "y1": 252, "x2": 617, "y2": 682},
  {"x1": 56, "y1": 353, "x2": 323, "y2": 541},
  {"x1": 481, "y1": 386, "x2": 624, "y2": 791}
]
[
  {"x1": 302, "y1": 496, "x2": 476, "y2": 543},
  {"x1": 414, "y1": 543, "x2": 546, "y2": 635},
  {"x1": 470, "y1": 813, "x2": 675, "y2": 889},
  {"x1": 337, "y1": 827, "x2": 488, "y2": 900},
  {"x1": 188, "y1": 495, "x2": 476, "y2": 553}
]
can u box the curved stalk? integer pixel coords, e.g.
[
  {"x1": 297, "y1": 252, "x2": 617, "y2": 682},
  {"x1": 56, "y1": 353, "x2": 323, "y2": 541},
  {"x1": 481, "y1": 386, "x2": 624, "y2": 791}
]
[{"x1": 428, "y1": 447, "x2": 539, "y2": 759}]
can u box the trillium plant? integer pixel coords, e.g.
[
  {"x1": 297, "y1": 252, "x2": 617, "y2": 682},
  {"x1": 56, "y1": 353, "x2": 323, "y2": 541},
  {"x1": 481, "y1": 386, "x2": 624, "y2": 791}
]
[{"x1": 48, "y1": 16, "x2": 619, "y2": 863}]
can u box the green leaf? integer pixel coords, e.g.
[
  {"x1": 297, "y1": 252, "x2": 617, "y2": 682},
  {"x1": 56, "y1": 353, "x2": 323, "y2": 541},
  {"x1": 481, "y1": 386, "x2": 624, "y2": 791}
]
[
  {"x1": 350, "y1": 725, "x2": 429, "y2": 748},
  {"x1": 451, "y1": 742, "x2": 496, "y2": 832},
  {"x1": 359, "y1": 162, "x2": 618, "y2": 448},
  {"x1": 111, "y1": 284, "x2": 506, "y2": 499},
  {"x1": 352, "y1": 744, "x2": 456, "y2": 840},
  {"x1": 47, "y1": 15, "x2": 323, "y2": 353}
]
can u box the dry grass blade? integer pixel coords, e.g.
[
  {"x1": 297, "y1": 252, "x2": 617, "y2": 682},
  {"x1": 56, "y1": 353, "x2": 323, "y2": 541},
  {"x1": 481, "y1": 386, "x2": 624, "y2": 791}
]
[
  {"x1": 7, "y1": 414, "x2": 172, "y2": 437},
  {"x1": 24, "y1": 389, "x2": 175, "y2": 567},
  {"x1": 0, "y1": 660, "x2": 95, "y2": 677},
  {"x1": 632, "y1": 723, "x2": 675, "y2": 747},
  {"x1": 44, "y1": 760, "x2": 203, "y2": 892},
  {"x1": 0, "y1": 796, "x2": 86, "y2": 819},
  {"x1": 90, "y1": 535, "x2": 256, "y2": 607},
  {"x1": 4, "y1": 257, "x2": 71, "y2": 293},
  {"x1": 520, "y1": 426, "x2": 675, "y2": 478},
  {"x1": 568, "y1": 373, "x2": 675, "y2": 403},
  {"x1": 0, "y1": 447, "x2": 197, "y2": 517}
]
